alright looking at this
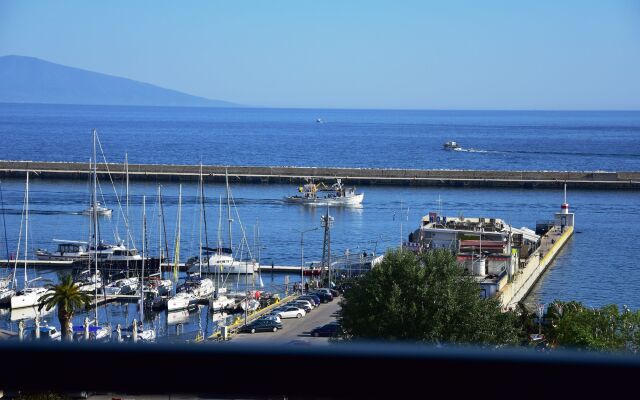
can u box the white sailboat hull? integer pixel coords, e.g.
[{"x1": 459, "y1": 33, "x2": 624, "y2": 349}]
[
  {"x1": 167, "y1": 292, "x2": 197, "y2": 312},
  {"x1": 209, "y1": 295, "x2": 235, "y2": 311},
  {"x1": 10, "y1": 288, "x2": 51, "y2": 309}
]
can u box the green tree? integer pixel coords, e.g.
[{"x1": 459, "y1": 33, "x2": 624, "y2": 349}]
[
  {"x1": 338, "y1": 249, "x2": 519, "y2": 345},
  {"x1": 546, "y1": 301, "x2": 640, "y2": 352},
  {"x1": 38, "y1": 274, "x2": 91, "y2": 341}
]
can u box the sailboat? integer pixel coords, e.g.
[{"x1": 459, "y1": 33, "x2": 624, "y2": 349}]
[
  {"x1": 0, "y1": 180, "x2": 15, "y2": 304},
  {"x1": 11, "y1": 172, "x2": 52, "y2": 309},
  {"x1": 135, "y1": 195, "x2": 156, "y2": 341},
  {"x1": 187, "y1": 170, "x2": 259, "y2": 276},
  {"x1": 120, "y1": 196, "x2": 156, "y2": 342}
]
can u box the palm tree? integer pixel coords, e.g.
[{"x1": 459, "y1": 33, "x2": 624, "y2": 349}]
[{"x1": 38, "y1": 275, "x2": 91, "y2": 341}]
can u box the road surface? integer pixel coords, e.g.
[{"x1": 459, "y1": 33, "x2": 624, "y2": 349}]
[{"x1": 228, "y1": 296, "x2": 342, "y2": 346}]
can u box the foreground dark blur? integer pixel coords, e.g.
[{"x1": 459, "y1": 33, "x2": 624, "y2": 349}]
[{"x1": 1, "y1": 341, "x2": 639, "y2": 398}]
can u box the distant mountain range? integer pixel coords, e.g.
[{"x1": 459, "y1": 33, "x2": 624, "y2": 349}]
[{"x1": 0, "y1": 55, "x2": 238, "y2": 107}]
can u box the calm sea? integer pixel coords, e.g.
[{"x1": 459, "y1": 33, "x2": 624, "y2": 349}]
[{"x1": 0, "y1": 103, "x2": 639, "y2": 339}]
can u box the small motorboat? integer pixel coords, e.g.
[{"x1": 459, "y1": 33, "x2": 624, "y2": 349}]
[
  {"x1": 443, "y1": 141, "x2": 461, "y2": 150},
  {"x1": 82, "y1": 202, "x2": 113, "y2": 217}
]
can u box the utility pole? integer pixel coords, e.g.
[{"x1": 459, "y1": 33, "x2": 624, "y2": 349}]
[
  {"x1": 320, "y1": 205, "x2": 334, "y2": 288},
  {"x1": 298, "y1": 227, "x2": 319, "y2": 294}
]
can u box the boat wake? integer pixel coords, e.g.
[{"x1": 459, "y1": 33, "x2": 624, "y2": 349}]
[
  {"x1": 454, "y1": 147, "x2": 638, "y2": 159},
  {"x1": 453, "y1": 147, "x2": 493, "y2": 154}
]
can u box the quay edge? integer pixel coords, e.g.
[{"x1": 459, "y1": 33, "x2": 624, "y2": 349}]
[{"x1": 0, "y1": 160, "x2": 639, "y2": 190}]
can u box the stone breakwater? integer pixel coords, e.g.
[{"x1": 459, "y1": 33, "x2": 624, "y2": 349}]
[{"x1": 1, "y1": 160, "x2": 638, "y2": 190}]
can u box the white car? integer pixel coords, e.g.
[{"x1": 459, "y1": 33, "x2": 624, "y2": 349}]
[
  {"x1": 261, "y1": 314, "x2": 282, "y2": 324},
  {"x1": 276, "y1": 306, "x2": 306, "y2": 319},
  {"x1": 291, "y1": 300, "x2": 314, "y2": 312},
  {"x1": 293, "y1": 299, "x2": 315, "y2": 310}
]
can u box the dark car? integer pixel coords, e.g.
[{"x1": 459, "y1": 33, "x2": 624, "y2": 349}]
[
  {"x1": 298, "y1": 295, "x2": 321, "y2": 306},
  {"x1": 310, "y1": 322, "x2": 342, "y2": 337},
  {"x1": 310, "y1": 290, "x2": 333, "y2": 303},
  {"x1": 240, "y1": 318, "x2": 283, "y2": 334},
  {"x1": 328, "y1": 288, "x2": 340, "y2": 297}
]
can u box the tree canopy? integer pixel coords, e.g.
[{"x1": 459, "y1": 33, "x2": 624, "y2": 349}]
[
  {"x1": 544, "y1": 301, "x2": 640, "y2": 352},
  {"x1": 339, "y1": 249, "x2": 519, "y2": 345}
]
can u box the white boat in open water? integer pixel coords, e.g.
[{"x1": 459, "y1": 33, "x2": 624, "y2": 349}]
[
  {"x1": 285, "y1": 179, "x2": 363, "y2": 206},
  {"x1": 82, "y1": 201, "x2": 112, "y2": 217}
]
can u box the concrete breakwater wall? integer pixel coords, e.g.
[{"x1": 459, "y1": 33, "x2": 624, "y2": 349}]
[{"x1": 1, "y1": 160, "x2": 639, "y2": 190}]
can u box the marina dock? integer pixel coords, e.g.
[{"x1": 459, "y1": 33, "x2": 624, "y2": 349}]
[
  {"x1": 1, "y1": 259, "x2": 324, "y2": 274},
  {"x1": 1, "y1": 160, "x2": 638, "y2": 190}
]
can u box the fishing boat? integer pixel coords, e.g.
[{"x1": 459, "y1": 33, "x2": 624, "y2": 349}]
[
  {"x1": 285, "y1": 179, "x2": 364, "y2": 206},
  {"x1": 81, "y1": 201, "x2": 112, "y2": 217},
  {"x1": 35, "y1": 240, "x2": 90, "y2": 262},
  {"x1": 443, "y1": 141, "x2": 461, "y2": 150}
]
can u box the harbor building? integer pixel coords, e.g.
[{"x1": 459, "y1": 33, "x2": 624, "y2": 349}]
[{"x1": 405, "y1": 188, "x2": 575, "y2": 307}]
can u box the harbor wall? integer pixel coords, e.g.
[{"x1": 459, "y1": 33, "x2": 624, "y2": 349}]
[
  {"x1": 499, "y1": 226, "x2": 574, "y2": 309},
  {"x1": 1, "y1": 160, "x2": 639, "y2": 190}
]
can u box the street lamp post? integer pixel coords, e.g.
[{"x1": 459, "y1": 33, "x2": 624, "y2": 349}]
[{"x1": 298, "y1": 227, "x2": 319, "y2": 295}]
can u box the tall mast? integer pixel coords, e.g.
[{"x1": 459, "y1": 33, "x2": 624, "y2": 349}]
[
  {"x1": 125, "y1": 153, "x2": 129, "y2": 244},
  {"x1": 217, "y1": 196, "x2": 223, "y2": 290},
  {"x1": 200, "y1": 163, "x2": 211, "y2": 273},
  {"x1": 173, "y1": 184, "x2": 182, "y2": 283},
  {"x1": 157, "y1": 185, "x2": 162, "y2": 276},
  {"x1": 141, "y1": 195, "x2": 146, "y2": 324},
  {"x1": 198, "y1": 165, "x2": 203, "y2": 276},
  {"x1": 125, "y1": 152, "x2": 130, "y2": 271},
  {"x1": 23, "y1": 171, "x2": 29, "y2": 287},
  {"x1": 159, "y1": 186, "x2": 170, "y2": 274},
  {"x1": 225, "y1": 169, "x2": 233, "y2": 253},
  {"x1": 92, "y1": 129, "x2": 99, "y2": 324}
]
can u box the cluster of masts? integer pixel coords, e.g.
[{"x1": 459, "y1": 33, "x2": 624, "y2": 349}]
[{"x1": 0, "y1": 129, "x2": 263, "y2": 341}]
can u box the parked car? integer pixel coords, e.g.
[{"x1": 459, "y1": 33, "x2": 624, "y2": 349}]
[
  {"x1": 310, "y1": 322, "x2": 342, "y2": 337},
  {"x1": 292, "y1": 299, "x2": 315, "y2": 310},
  {"x1": 298, "y1": 295, "x2": 321, "y2": 306},
  {"x1": 310, "y1": 290, "x2": 333, "y2": 303},
  {"x1": 290, "y1": 301, "x2": 312, "y2": 313},
  {"x1": 240, "y1": 318, "x2": 283, "y2": 334},
  {"x1": 275, "y1": 306, "x2": 306, "y2": 319},
  {"x1": 328, "y1": 288, "x2": 340, "y2": 297},
  {"x1": 259, "y1": 314, "x2": 281, "y2": 324}
]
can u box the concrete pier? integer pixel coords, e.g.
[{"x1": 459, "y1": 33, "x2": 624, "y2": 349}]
[
  {"x1": 500, "y1": 226, "x2": 574, "y2": 309},
  {"x1": 1, "y1": 160, "x2": 638, "y2": 190}
]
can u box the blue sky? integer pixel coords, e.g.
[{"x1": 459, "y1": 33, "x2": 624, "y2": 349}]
[{"x1": 1, "y1": 0, "x2": 639, "y2": 109}]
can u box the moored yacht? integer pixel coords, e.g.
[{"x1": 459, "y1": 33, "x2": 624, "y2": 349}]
[
  {"x1": 11, "y1": 286, "x2": 50, "y2": 309},
  {"x1": 36, "y1": 240, "x2": 90, "y2": 262},
  {"x1": 74, "y1": 269, "x2": 103, "y2": 293},
  {"x1": 102, "y1": 276, "x2": 138, "y2": 295},
  {"x1": 187, "y1": 248, "x2": 258, "y2": 275},
  {"x1": 167, "y1": 291, "x2": 198, "y2": 312}
]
